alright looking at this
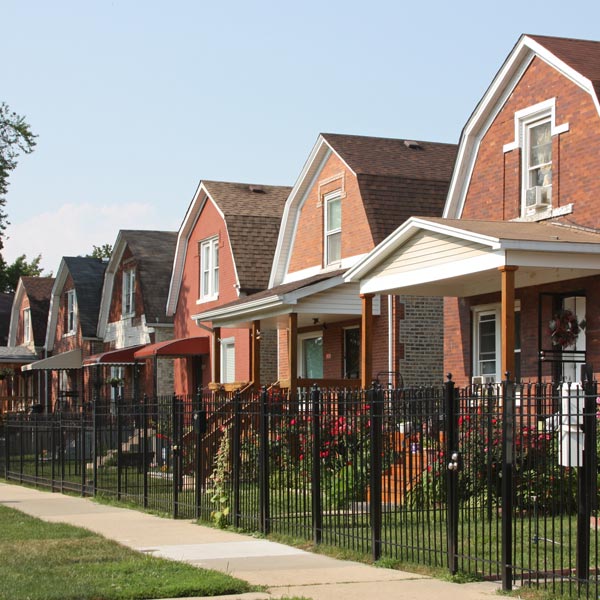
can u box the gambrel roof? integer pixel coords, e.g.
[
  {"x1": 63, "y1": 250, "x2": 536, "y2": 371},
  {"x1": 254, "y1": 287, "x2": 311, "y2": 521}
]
[
  {"x1": 270, "y1": 133, "x2": 457, "y2": 287},
  {"x1": 97, "y1": 230, "x2": 177, "y2": 337},
  {"x1": 167, "y1": 180, "x2": 290, "y2": 315},
  {"x1": 445, "y1": 34, "x2": 600, "y2": 219}
]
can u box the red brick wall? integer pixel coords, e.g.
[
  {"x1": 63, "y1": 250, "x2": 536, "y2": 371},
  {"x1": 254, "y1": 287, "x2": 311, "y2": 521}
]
[
  {"x1": 107, "y1": 246, "x2": 145, "y2": 325},
  {"x1": 288, "y1": 154, "x2": 373, "y2": 274},
  {"x1": 462, "y1": 57, "x2": 600, "y2": 224},
  {"x1": 173, "y1": 197, "x2": 252, "y2": 395},
  {"x1": 53, "y1": 275, "x2": 82, "y2": 354}
]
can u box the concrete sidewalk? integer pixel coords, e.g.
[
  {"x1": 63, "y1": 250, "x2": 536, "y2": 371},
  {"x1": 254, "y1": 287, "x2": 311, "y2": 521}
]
[{"x1": 0, "y1": 482, "x2": 501, "y2": 600}]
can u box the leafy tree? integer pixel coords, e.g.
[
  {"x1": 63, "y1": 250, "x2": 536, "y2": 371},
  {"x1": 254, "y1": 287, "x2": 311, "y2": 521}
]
[
  {"x1": 0, "y1": 254, "x2": 44, "y2": 293},
  {"x1": 88, "y1": 243, "x2": 112, "y2": 260},
  {"x1": 0, "y1": 103, "x2": 37, "y2": 250}
]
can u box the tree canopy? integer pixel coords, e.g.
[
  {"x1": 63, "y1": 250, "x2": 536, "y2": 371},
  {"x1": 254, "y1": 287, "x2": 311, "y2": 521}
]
[
  {"x1": 0, "y1": 254, "x2": 44, "y2": 293},
  {"x1": 0, "y1": 102, "x2": 37, "y2": 250},
  {"x1": 88, "y1": 243, "x2": 112, "y2": 260}
]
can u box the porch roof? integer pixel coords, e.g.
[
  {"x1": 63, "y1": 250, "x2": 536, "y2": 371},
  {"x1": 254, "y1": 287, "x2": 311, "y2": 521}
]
[
  {"x1": 192, "y1": 269, "x2": 378, "y2": 329},
  {"x1": 0, "y1": 345, "x2": 38, "y2": 364},
  {"x1": 82, "y1": 345, "x2": 145, "y2": 367},
  {"x1": 133, "y1": 336, "x2": 210, "y2": 359},
  {"x1": 21, "y1": 349, "x2": 82, "y2": 372},
  {"x1": 344, "y1": 217, "x2": 600, "y2": 297}
]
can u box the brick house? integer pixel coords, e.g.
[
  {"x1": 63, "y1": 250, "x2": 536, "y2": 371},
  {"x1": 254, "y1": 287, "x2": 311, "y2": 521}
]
[
  {"x1": 196, "y1": 133, "x2": 457, "y2": 389},
  {"x1": 345, "y1": 35, "x2": 600, "y2": 387},
  {"x1": 1, "y1": 277, "x2": 54, "y2": 411},
  {"x1": 86, "y1": 230, "x2": 177, "y2": 403},
  {"x1": 166, "y1": 180, "x2": 291, "y2": 395},
  {"x1": 23, "y1": 257, "x2": 106, "y2": 411}
]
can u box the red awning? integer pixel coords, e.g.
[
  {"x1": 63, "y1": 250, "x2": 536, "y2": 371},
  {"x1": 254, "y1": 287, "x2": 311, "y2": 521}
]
[
  {"x1": 134, "y1": 336, "x2": 210, "y2": 360},
  {"x1": 82, "y1": 345, "x2": 145, "y2": 366}
]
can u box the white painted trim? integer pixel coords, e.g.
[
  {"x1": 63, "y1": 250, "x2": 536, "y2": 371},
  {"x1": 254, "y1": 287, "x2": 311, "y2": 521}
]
[
  {"x1": 297, "y1": 330, "x2": 324, "y2": 378},
  {"x1": 8, "y1": 279, "x2": 27, "y2": 346},
  {"x1": 45, "y1": 259, "x2": 71, "y2": 351},
  {"x1": 444, "y1": 35, "x2": 600, "y2": 220}
]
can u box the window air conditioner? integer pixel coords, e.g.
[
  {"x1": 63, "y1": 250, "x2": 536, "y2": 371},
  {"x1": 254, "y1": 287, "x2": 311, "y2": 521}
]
[
  {"x1": 525, "y1": 185, "x2": 551, "y2": 210},
  {"x1": 471, "y1": 375, "x2": 496, "y2": 385}
]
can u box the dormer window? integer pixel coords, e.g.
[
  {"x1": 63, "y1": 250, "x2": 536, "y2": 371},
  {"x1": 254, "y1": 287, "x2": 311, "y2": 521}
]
[
  {"x1": 325, "y1": 192, "x2": 341, "y2": 265},
  {"x1": 122, "y1": 269, "x2": 135, "y2": 317},
  {"x1": 66, "y1": 290, "x2": 77, "y2": 334}
]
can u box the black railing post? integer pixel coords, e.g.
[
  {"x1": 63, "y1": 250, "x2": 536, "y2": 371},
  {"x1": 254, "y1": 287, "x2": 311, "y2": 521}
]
[
  {"x1": 232, "y1": 390, "x2": 241, "y2": 529},
  {"x1": 116, "y1": 397, "x2": 123, "y2": 501},
  {"x1": 4, "y1": 416, "x2": 9, "y2": 479},
  {"x1": 311, "y1": 384, "x2": 322, "y2": 545},
  {"x1": 142, "y1": 394, "x2": 149, "y2": 508},
  {"x1": 172, "y1": 394, "x2": 180, "y2": 519},
  {"x1": 193, "y1": 388, "x2": 205, "y2": 518},
  {"x1": 33, "y1": 413, "x2": 39, "y2": 483},
  {"x1": 50, "y1": 415, "x2": 56, "y2": 491},
  {"x1": 577, "y1": 365, "x2": 596, "y2": 584},
  {"x1": 92, "y1": 399, "x2": 98, "y2": 497},
  {"x1": 259, "y1": 386, "x2": 270, "y2": 534},
  {"x1": 444, "y1": 374, "x2": 459, "y2": 575},
  {"x1": 501, "y1": 374, "x2": 515, "y2": 592},
  {"x1": 370, "y1": 381, "x2": 383, "y2": 561}
]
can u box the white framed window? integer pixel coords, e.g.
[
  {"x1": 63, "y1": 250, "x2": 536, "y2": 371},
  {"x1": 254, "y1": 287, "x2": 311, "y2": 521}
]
[
  {"x1": 66, "y1": 290, "x2": 77, "y2": 334},
  {"x1": 298, "y1": 332, "x2": 323, "y2": 378},
  {"x1": 23, "y1": 308, "x2": 31, "y2": 344},
  {"x1": 220, "y1": 337, "x2": 235, "y2": 383},
  {"x1": 200, "y1": 237, "x2": 219, "y2": 301},
  {"x1": 503, "y1": 98, "x2": 569, "y2": 218},
  {"x1": 561, "y1": 296, "x2": 586, "y2": 383},
  {"x1": 122, "y1": 269, "x2": 135, "y2": 317},
  {"x1": 324, "y1": 191, "x2": 341, "y2": 266},
  {"x1": 472, "y1": 302, "x2": 521, "y2": 383}
]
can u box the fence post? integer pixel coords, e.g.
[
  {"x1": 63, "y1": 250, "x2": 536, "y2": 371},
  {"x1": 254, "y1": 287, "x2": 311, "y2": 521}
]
[
  {"x1": 259, "y1": 386, "x2": 271, "y2": 534},
  {"x1": 577, "y1": 365, "x2": 596, "y2": 584},
  {"x1": 311, "y1": 384, "x2": 322, "y2": 545},
  {"x1": 142, "y1": 394, "x2": 149, "y2": 509},
  {"x1": 4, "y1": 416, "x2": 9, "y2": 479},
  {"x1": 370, "y1": 382, "x2": 383, "y2": 561},
  {"x1": 501, "y1": 374, "x2": 515, "y2": 592},
  {"x1": 117, "y1": 396, "x2": 123, "y2": 501},
  {"x1": 172, "y1": 394, "x2": 181, "y2": 519},
  {"x1": 232, "y1": 389, "x2": 242, "y2": 529},
  {"x1": 193, "y1": 388, "x2": 205, "y2": 518},
  {"x1": 92, "y1": 399, "x2": 98, "y2": 496},
  {"x1": 444, "y1": 374, "x2": 458, "y2": 575}
]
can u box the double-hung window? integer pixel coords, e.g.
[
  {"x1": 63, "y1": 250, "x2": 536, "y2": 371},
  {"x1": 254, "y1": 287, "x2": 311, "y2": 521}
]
[
  {"x1": 200, "y1": 237, "x2": 219, "y2": 301},
  {"x1": 122, "y1": 269, "x2": 135, "y2": 317},
  {"x1": 66, "y1": 290, "x2": 77, "y2": 334},
  {"x1": 324, "y1": 192, "x2": 341, "y2": 265},
  {"x1": 524, "y1": 118, "x2": 552, "y2": 211},
  {"x1": 23, "y1": 308, "x2": 31, "y2": 343},
  {"x1": 298, "y1": 332, "x2": 323, "y2": 378},
  {"x1": 220, "y1": 338, "x2": 235, "y2": 383}
]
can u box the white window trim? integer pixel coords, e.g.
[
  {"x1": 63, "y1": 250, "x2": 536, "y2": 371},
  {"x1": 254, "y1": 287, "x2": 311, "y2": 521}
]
[
  {"x1": 198, "y1": 237, "x2": 219, "y2": 303},
  {"x1": 23, "y1": 308, "x2": 31, "y2": 344},
  {"x1": 220, "y1": 336, "x2": 235, "y2": 384},
  {"x1": 122, "y1": 269, "x2": 135, "y2": 318},
  {"x1": 66, "y1": 290, "x2": 77, "y2": 336},
  {"x1": 297, "y1": 331, "x2": 324, "y2": 378},
  {"x1": 502, "y1": 98, "x2": 569, "y2": 219},
  {"x1": 324, "y1": 190, "x2": 342, "y2": 267},
  {"x1": 471, "y1": 301, "x2": 521, "y2": 382}
]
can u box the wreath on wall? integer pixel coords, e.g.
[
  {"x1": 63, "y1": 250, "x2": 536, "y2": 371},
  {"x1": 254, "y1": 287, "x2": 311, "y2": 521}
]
[{"x1": 549, "y1": 310, "x2": 585, "y2": 348}]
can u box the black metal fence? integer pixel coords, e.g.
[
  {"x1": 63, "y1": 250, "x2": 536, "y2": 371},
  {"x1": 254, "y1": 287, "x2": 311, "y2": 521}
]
[{"x1": 1, "y1": 378, "x2": 599, "y2": 598}]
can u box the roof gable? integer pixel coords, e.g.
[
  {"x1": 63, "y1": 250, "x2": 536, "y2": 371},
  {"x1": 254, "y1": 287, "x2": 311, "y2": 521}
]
[
  {"x1": 97, "y1": 230, "x2": 177, "y2": 337},
  {"x1": 444, "y1": 34, "x2": 600, "y2": 219},
  {"x1": 8, "y1": 277, "x2": 55, "y2": 347},
  {"x1": 270, "y1": 133, "x2": 457, "y2": 287},
  {"x1": 167, "y1": 180, "x2": 290, "y2": 315}
]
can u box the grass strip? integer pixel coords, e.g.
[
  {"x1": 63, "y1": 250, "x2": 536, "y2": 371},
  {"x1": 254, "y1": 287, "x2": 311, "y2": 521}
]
[{"x1": 0, "y1": 504, "x2": 254, "y2": 600}]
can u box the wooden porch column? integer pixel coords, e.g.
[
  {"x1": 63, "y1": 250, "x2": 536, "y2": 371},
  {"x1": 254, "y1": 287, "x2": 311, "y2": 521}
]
[
  {"x1": 361, "y1": 293, "x2": 374, "y2": 389},
  {"x1": 499, "y1": 266, "x2": 518, "y2": 380},
  {"x1": 212, "y1": 326, "x2": 221, "y2": 384},
  {"x1": 251, "y1": 320, "x2": 261, "y2": 388},
  {"x1": 288, "y1": 313, "x2": 298, "y2": 391}
]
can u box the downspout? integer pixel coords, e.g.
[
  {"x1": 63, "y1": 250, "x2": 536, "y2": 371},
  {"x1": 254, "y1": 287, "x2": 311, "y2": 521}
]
[{"x1": 388, "y1": 295, "x2": 393, "y2": 388}]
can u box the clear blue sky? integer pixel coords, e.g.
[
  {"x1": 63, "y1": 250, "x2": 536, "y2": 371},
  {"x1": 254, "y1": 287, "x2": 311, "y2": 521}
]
[{"x1": 3, "y1": 0, "x2": 600, "y2": 272}]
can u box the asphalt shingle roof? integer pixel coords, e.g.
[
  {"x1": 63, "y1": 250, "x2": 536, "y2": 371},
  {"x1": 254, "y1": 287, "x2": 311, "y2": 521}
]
[
  {"x1": 119, "y1": 230, "x2": 178, "y2": 324},
  {"x1": 63, "y1": 258, "x2": 106, "y2": 338},
  {"x1": 202, "y1": 181, "x2": 291, "y2": 293},
  {"x1": 321, "y1": 133, "x2": 458, "y2": 245}
]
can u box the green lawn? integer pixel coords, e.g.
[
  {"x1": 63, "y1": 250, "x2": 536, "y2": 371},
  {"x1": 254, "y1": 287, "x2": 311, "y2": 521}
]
[{"x1": 0, "y1": 504, "x2": 255, "y2": 600}]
